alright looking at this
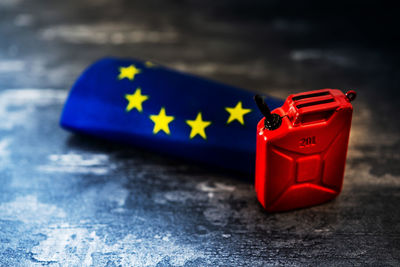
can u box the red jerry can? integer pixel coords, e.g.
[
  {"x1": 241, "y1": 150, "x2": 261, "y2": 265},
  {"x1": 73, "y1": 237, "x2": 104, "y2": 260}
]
[{"x1": 254, "y1": 89, "x2": 356, "y2": 212}]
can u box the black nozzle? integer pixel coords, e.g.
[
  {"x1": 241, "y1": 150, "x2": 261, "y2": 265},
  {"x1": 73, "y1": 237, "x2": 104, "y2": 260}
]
[{"x1": 254, "y1": 95, "x2": 282, "y2": 130}]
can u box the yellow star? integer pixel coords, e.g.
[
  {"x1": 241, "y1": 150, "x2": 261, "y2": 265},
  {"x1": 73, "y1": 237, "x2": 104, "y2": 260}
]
[
  {"x1": 118, "y1": 65, "x2": 141, "y2": 81},
  {"x1": 186, "y1": 112, "x2": 211, "y2": 140},
  {"x1": 225, "y1": 101, "x2": 252, "y2": 125},
  {"x1": 124, "y1": 88, "x2": 149, "y2": 112},
  {"x1": 145, "y1": 61, "x2": 156, "y2": 68},
  {"x1": 149, "y1": 107, "x2": 175, "y2": 135}
]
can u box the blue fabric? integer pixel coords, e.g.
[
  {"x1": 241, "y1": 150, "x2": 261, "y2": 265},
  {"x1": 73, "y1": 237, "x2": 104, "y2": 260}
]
[{"x1": 60, "y1": 58, "x2": 284, "y2": 173}]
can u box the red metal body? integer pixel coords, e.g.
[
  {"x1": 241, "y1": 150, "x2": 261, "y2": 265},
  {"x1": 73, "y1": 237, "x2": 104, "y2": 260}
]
[{"x1": 255, "y1": 89, "x2": 354, "y2": 212}]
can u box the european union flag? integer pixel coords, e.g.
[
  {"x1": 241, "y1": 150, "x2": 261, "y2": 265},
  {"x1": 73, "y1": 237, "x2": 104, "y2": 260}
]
[{"x1": 60, "y1": 58, "x2": 283, "y2": 173}]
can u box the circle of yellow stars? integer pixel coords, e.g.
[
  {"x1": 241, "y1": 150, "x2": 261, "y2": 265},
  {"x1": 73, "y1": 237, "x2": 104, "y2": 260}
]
[{"x1": 119, "y1": 63, "x2": 252, "y2": 140}]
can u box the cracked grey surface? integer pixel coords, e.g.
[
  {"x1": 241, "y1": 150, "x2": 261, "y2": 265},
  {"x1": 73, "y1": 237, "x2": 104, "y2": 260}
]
[{"x1": 0, "y1": 0, "x2": 399, "y2": 266}]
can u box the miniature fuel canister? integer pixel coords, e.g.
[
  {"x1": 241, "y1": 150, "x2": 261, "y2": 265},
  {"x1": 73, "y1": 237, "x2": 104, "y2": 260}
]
[{"x1": 254, "y1": 89, "x2": 356, "y2": 212}]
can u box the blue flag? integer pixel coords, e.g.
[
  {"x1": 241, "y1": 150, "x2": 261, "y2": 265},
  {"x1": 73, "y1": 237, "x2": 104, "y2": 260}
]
[{"x1": 60, "y1": 58, "x2": 284, "y2": 173}]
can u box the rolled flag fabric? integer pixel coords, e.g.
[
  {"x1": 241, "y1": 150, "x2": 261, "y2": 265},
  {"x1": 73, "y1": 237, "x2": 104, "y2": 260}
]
[{"x1": 60, "y1": 58, "x2": 284, "y2": 173}]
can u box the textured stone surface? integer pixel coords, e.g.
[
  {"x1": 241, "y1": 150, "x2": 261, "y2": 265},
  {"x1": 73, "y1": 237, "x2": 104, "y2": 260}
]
[{"x1": 0, "y1": 0, "x2": 399, "y2": 266}]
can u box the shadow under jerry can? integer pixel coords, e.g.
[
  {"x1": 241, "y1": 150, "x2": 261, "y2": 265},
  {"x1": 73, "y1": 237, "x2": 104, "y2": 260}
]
[{"x1": 254, "y1": 89, "x2": 357, "y2": 212}]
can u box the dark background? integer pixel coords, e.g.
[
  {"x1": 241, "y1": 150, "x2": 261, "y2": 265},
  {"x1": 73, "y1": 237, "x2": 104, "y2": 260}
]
[{"x1": 0, "y1": 0, "x2": 399, "y2": 266}]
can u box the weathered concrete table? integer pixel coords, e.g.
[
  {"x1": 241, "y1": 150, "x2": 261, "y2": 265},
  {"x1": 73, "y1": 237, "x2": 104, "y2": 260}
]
[{"x1": 0, "y1": 0, "x2": 399, "y2": 265}]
